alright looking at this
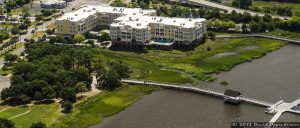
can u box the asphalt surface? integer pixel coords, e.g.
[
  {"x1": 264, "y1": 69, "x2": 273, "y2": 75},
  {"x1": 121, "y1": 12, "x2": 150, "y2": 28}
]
[{"x1": 188, "y1": 0, "x2": 289, "y2": 20}]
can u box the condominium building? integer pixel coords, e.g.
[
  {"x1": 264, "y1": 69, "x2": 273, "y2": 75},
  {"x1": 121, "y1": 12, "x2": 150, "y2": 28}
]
[
  {"x1": 110, "y1": 15, "x2": 206, "y2": 46},
  {"x1": 56, "y1": 5, "x2": 156, "y2": 35},
  {"x1": 56, "y1": 5, "x2": 206, "y2": 46}
]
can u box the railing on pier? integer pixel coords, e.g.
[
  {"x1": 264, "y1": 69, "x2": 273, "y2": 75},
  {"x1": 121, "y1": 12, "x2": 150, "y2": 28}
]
[
  {"x1": 121, "y1": 79, "x2": 274, "y2": 107},
  {"x1": 216, "y1": 34, "x2": 300, "y2": 44},
  {"x1": 240, "y1": 96, "x2": 273, "y2": 107}
]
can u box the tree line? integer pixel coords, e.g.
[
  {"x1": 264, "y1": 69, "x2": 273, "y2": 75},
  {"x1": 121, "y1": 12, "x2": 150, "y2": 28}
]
[
  {"x1": 147, "y1": 1, "x2": 300, "y2": 33},
  {"x1": 1, "y1": 41, "x2": 131, "y2": 111},
  {"x1": 0, "y1": 118, "x2": 47, "y2": 128}
]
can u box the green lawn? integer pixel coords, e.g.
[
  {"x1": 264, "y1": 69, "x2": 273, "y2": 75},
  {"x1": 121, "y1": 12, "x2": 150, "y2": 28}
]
[
  {"x1": 266, "y1": 29, "x2": 300, "y2": 40},
  {"x1": 252, "y1": 1, "x2": 300, "y2": 16},
  {"x1": 98, "y1": 38, "x2": 285, "y2": 81},
  {"x1": 94, "y1": 49, "x2": 193, "y2": 84},
  {"x1": 9, "y1": 9, "x2": 20, "y2": 15},
  {"x1": 0, "y1": 106, "x2": 29, "y2": 118},
  {"x1": 54, "y1": 85, "x2": 159, "y2": 128},
  {"x1": 0, "y1": 103, "x2": 62, "y2": 128},
  {"x1": 0, "y1": 68, "x2": 12, "y2": 76}
]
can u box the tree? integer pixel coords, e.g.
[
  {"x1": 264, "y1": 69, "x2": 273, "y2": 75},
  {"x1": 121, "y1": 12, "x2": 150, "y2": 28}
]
[
  {"x1": 0, "y1": 6, "x2": 4, "y2": 15},
  {"x1": 73, "y1": 34, "x2": 85, "y2": 44},
  {"x1": 87, "y1": 40, "x2": 95, "y2": 47},
  {"x1": 96, "y1": 70, "x2": 121, "y2": 90},
  {"x1": 2, "y1": 65, "x2": 8, "y2": 75},
  {"x1": 35, "y1": 15, "x2": 43, "y2": 21},
  {"x1": 4, "y1": 54, "x2": 18, "y2": 66},
  {"x1": 99, "y1": 33, "x2": 111, "y2": 41},
  {"x1": 61, "y1": 101, "x2": 73, "y2": 113},
  {"x1": 263, "y1": 14, "x2": 272, "y2": 22},
  {"x1": 46, "y1": 29, "x2": 53, "y2": 35},
  {"x1": 232, "y1": 0, "x2": 252, "y2": 9},
  {"x1": 11, "y1": 26, "x2": 20, "y2": 35},
  {"x1": 21, "y1": 6, "x2": 30, "y2": 18},
  {"x1": 109, "y1": 61, "x2": 131, "y2": 78},
  {"x1": 55, "y1": 35, "x2": 64, "y2": 43},
  {"x1": 288, "y1": 17, "x2": 300, "y2": 31},
  {"x1": 75, "y1": 82, "x2": 88, "y2": 97},
  {"x1": 42, "y1": 86, "x2": 56, "y2": 99},
  {"x1": 0, "y1": 118, "x2": 15, "y2": 128},
  {"x1": 242, "y1": 12, "x2": 252, "y2": 23},
  {"x1": 6, "y1": 0, "x2": 16, "y2": 13},
  {"x1": 13, "y1": 62, "x2": 36, "y2": 81},
  {"x1": 30, "y1": 122, "x2": 47, "y2": 128},
  {"x1": 249, "y1": 21, "x2": 261, "y2": 33},
  {"x1": 41, "y1": 10, "x2": 53, "y2": 17},
  {"x1": 0, "y1": 30, "x2": 9, "y2": 42},
  {"x1": 60, "y1": 88, "x2": 76, "y2": 102},
  {"x1": 241, "y1": 23, "x2": 248, "y2": 33},
  {"x1": 206, "y1": 31, "x2": 216, "y2": 40}
]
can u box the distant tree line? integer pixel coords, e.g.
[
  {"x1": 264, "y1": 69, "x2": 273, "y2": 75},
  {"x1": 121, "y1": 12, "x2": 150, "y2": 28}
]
[
  {"x1": 251, "y1": 5, "x2": 293, "y2": 16},
  {"x1": 5, "y1": 0, "x2": 31, "y2": 13},
  {"x1": 258, "y1": 0, "x2": 300, "y2": 3},
  {"x1": 148, "y1": 1, "x2": 300, "y2": 33}
]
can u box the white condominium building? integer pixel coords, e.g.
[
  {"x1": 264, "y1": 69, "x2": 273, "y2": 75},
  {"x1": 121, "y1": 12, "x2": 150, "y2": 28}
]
[{"x1": 56, "y1": 5, "x2": 206, "y2": 46}]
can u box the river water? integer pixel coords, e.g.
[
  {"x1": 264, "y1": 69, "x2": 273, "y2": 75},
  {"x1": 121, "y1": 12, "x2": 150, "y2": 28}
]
[{"x1": 91, "y1": 45, "x2": 300, "y2": 128}]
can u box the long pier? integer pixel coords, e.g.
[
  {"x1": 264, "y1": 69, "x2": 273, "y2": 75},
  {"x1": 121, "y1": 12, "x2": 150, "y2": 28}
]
[
  {"x1": 122, "y1": 79, "x2": 300, "y2": 122},
  {"x1": 121, "y1": 79, "x2": 273, "y2": 107},
  {"x1": 216, "y1": 34, "x2": 300, "y2": 44}
]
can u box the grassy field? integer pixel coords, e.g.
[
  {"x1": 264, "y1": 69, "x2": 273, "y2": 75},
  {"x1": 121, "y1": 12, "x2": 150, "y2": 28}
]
[
  {"x1": 252, "y1": 1, "x2": 300, "y2": 16},
  {"x1": 266, "y1": 29, "x2": 300, "y2": 40},
  {"x1": 0, "y1": 103, "x2": 62, "y2": 128},
  {"x1": 94, "y1": 49, "x2": 193, "y2": 84},
  {"x1": 54, "y1": 85, "x2": 159, "y2": 128},
  {"x1": 30, "y1": 31, "x2": 46, "y2": 39},
  {"x1": 98, "y1": 38, "x2": 285, "y2": 81},
  {"x1": 46, "y1": 23, "x2": 56, "y2": 29},
  {"x1": 9, "y1": 9, "x2": 20, "y2": 15}
]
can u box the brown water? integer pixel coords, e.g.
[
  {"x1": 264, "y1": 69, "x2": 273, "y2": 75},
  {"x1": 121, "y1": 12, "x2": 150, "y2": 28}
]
[{"x1": 91, "y1": 45, "x2": 300, "y2": 128}]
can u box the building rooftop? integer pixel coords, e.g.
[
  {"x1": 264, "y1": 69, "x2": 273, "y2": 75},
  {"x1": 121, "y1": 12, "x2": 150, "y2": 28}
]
[
  {"x1": 57, "y1": 4, "x2": 205, "y2": 29},
  {"x1": 57, "y1": 4, "x2": 156, "y2": 22},
  {"x1": 111, "y1": 15, "x2": 206, "y2": 29},
  {"x1": 224, "y1": 89, "x2": 241, "y2": 97},
  {"x1": 42, "y1": 0, "x2": 66, "y2": 5}
]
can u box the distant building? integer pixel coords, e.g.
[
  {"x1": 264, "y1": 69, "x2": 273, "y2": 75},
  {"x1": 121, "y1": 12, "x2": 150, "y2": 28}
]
[
  {"x1": 41, "y1": 0, "x2": 67, "y2": 9},
  {"x1": 224, "y1": 89, "x2": 241, "y2": 104},
  {"x1": 56, "y1": 5, "x2": 207, "y2": 47},
  {"x1": 0, "y1": 0, "x2": 6, "y2": 5}
]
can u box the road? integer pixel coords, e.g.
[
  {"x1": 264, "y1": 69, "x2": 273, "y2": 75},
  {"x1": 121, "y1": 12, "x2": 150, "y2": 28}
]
[{"x1": 187, "y1": 0, "x2": 289, "y2": 20}]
